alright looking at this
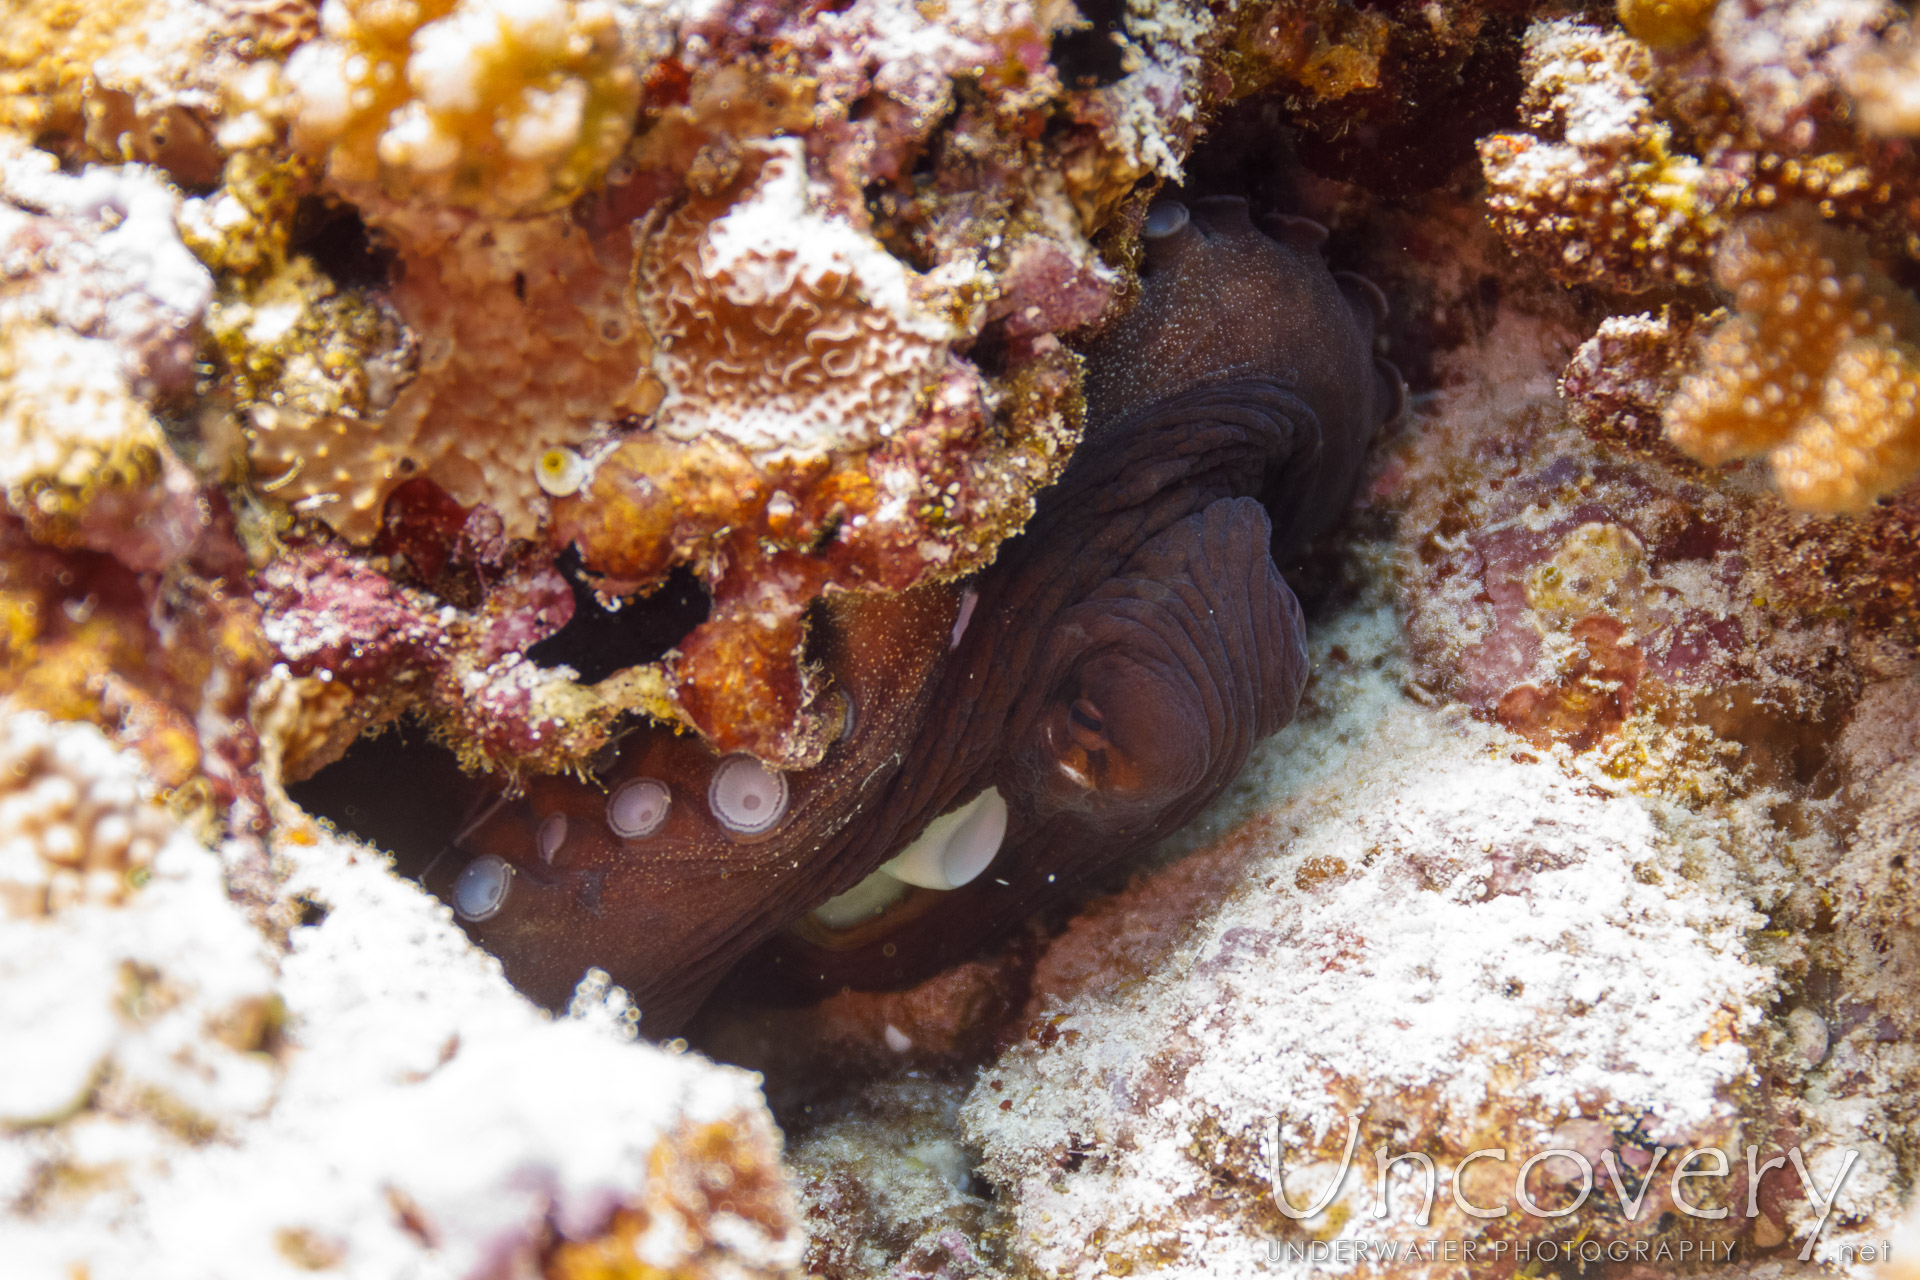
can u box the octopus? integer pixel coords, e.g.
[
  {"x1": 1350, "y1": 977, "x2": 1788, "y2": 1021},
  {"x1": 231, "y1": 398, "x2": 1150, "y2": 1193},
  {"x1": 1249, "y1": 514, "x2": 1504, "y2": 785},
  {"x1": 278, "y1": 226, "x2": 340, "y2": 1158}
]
[{"x1": 424, "y1": 197, "x2": 1402, "y2": 1034}]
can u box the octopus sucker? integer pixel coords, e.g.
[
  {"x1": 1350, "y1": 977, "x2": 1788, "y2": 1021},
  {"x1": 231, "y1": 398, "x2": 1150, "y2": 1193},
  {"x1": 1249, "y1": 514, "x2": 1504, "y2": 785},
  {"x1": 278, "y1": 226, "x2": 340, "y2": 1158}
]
[{"x1": 427, "y1": 196, "x2": 1398, "y2": 1034}]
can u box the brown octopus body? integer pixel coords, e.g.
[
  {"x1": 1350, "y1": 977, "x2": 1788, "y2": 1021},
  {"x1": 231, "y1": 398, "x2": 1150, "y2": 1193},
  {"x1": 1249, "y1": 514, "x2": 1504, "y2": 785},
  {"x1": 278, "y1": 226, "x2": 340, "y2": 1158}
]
[{"x1": 428, "y1": 198, "x2": 1401, "y2": 1034}]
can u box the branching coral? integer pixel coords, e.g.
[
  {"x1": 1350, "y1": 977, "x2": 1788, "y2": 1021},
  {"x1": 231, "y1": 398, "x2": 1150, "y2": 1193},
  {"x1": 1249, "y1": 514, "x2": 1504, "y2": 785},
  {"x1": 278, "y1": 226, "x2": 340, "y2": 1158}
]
[
  {"x1": 283, "y1": 0, "x2": 651, "y2": 216},
  {"x1": 1665, "y1": 205, "x2": 1920, "y2": 510},
  {"x1": 0, "y1": 708, "x2": 179, "y2": 919}
]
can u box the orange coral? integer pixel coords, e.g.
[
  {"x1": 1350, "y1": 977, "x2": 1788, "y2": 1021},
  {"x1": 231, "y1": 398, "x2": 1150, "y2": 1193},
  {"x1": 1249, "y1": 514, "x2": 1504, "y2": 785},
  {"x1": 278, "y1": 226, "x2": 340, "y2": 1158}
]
[
  {"x1": 544, "y1": 142, "x2": 1079, "y2": 764},
  {"x1": 1617, "y1": 0, "x2": 1717, "y2": 50},
  {"x1": 1665, "y1": 206, "x2": 1920, "y2": 511}
]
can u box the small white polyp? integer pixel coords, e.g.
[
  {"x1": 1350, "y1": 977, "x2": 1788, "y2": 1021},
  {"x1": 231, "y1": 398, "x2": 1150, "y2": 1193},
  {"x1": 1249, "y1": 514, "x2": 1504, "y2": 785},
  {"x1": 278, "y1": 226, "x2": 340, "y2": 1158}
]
[
  {"x1": 708, "y1": 755, "x2": 789, "y2": 837},
  {"x1": 452, "y1": 854, "x2": 513, "y2": 922},
  {"x1": 606, "y1": 777, "x2": 671, "y2": 839},
  {"x1": 880, "y1": 787, "x2": 1008, "y2": 891}
]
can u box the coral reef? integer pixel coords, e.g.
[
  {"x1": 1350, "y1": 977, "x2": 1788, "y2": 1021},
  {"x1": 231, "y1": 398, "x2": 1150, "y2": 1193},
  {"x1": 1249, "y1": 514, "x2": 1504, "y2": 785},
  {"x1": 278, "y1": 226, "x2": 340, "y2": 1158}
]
[
  {"x1": 210, "y1": 0, "x2": 1145, "y2": 765},
  {"x1": 3, "y1": 0, "x2": 1920, "y2": 1272},
  {"x1": 2, "y1": 728, "x2": 804, "y2": 1277},
  {"x1": 1482, "y1": 4, "x2": 1920, "y2": 296},
  {"x1": 1480, "y1": 20, "x2": 1735, "y2": 291}
]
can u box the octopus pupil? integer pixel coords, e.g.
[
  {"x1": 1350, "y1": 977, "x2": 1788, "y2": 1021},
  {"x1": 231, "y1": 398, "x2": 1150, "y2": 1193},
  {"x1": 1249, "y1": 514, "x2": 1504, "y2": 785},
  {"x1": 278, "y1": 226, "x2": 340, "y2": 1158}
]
[{"x1": 1070, "y1": 700, "x2": 1104, "y2": 735}]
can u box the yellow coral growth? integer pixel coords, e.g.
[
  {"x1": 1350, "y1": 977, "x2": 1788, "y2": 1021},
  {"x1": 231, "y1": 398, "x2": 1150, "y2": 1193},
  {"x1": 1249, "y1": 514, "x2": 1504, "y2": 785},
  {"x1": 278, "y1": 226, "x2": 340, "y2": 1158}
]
[
  {"x1": 1665, "y1": 207, "x2": 1920, "y2": 511},
  {"x1": 1617, "y1": 0, "x2": 1718, "y2": 50},
  {"x1": 1225, "y1": 0, "x2": 1391, "y2": 101},
  {"x1": 215, "y1": 257, "x2": 418, "y2": 534},
  {"x1": 284, "y1": 0, "x2": 646, "y2": 216},
  {"x1": 0, "y1": 326, "x2": 165, "y2": 510},
  {"x1": 1479, "y1": 21, "x2": 1734, "y2": 291}
]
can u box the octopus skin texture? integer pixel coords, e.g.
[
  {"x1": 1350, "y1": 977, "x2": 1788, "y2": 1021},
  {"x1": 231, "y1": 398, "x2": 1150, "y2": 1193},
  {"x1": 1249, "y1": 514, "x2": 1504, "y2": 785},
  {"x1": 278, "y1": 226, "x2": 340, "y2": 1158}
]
[{"x1": 426, "y1": 197, "x2": 1401, "y2": 1034}]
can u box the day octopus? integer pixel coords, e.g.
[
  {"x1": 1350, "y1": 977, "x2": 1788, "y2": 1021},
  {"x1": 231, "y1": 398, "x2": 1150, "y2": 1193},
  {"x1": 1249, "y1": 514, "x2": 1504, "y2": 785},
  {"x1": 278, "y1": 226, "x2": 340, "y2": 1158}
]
[{"x1": 427, "y1": 197, "x2": 1403, "y2": 1034}]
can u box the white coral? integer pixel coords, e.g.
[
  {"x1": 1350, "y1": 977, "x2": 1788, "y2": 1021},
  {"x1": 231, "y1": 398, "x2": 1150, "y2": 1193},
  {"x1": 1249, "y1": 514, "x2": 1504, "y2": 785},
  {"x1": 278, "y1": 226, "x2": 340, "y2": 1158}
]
[
  {"x1": 0, "y1": 711, "x2": 276, "y2": 1134},
  {"x1": 645, "y1": 139, "x2": 965, "y2": 458},
  {"x1": 0, "y1": 717, "x2": 800, "y2": 1279}
]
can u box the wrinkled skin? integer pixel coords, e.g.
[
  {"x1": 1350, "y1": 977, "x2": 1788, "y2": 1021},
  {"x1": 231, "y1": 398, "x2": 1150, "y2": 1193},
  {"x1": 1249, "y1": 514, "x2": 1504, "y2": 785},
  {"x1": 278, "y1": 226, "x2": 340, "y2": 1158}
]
[{"x1": 427, "y1": 197, "x2": 1401, "y2": 1033}]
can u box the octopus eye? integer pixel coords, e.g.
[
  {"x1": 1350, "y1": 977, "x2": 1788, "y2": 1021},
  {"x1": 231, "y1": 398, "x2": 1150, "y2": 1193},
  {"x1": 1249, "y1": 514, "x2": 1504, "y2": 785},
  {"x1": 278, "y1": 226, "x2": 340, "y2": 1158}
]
[
  {"x1": 708, "y1": 754, "x2": 790, "y2": 837},
  {"x1": 1141, "y1": 201, "x2": 1190, "y2": 240},
  {"x1": 607, "y1": 777, "x2": 671, "y2": 839},
  {"x1": 452, "y1": 854, "x2": 513, "y2": 922},
  {"x1": 536, "y1": 813, "x2": 569, "y2": 862},
  {"x1": 1067, "y1": 698, "x2": 1108, "y2": 752}
]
